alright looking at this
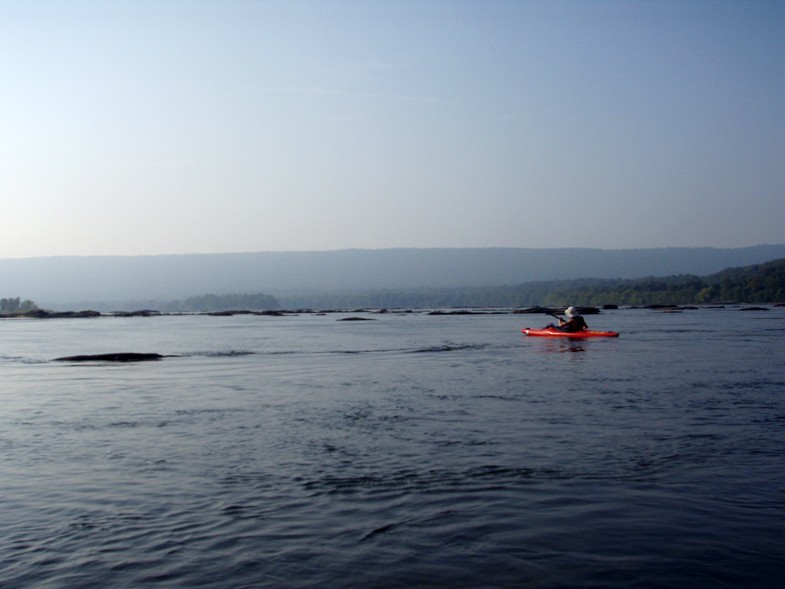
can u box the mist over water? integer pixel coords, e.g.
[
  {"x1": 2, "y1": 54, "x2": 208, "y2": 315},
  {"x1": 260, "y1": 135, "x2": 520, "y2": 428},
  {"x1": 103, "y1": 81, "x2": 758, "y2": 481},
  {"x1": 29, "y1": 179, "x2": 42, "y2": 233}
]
[{"x1": 2, "y1": 309, "x2": 784, "y2": 587}]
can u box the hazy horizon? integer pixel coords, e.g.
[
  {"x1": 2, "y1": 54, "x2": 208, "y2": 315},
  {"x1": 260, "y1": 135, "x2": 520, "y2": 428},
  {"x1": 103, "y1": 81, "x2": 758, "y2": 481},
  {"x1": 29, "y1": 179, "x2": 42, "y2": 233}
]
[
  {"x1": 2, "y1": 0, "x2": 783, "y2": 258},
  {"x1": 3, "y1": 242, "x2": 785, "y2": 263}
]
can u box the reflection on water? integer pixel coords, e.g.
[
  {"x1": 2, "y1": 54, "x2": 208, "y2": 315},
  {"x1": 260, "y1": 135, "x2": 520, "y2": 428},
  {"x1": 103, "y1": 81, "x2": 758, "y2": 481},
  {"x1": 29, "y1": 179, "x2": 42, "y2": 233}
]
[{"x1": 542, "y1": 339, "x2": 588, "y2": 353}]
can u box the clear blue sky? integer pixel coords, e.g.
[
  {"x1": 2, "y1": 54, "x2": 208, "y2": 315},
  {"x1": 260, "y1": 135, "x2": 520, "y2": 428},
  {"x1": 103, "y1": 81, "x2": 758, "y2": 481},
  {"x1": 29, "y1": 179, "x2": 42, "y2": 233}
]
[{"x1": 1, "y1": 0, "x2": 783, "y2": 257}]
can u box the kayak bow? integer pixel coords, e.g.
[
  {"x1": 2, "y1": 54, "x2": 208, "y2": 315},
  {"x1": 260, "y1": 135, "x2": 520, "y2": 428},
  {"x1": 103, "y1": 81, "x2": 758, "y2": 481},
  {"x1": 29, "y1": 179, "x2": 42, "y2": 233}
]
[{"x1": 523, "y1": 327, "x2": 620, "y2": 338}]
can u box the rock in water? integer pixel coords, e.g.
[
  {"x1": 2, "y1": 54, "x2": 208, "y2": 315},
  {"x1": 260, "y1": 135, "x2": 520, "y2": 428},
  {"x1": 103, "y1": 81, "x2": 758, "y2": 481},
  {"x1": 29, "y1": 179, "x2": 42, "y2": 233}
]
[{"x1": 53, "y1": 353, "x2": 165, "y2": 362}]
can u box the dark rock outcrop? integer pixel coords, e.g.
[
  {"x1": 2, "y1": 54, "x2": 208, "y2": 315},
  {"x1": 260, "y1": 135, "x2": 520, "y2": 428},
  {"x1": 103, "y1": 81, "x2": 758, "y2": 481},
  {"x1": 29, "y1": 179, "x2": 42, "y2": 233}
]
[
  {"x1": 338, "y1": 316, "x2": 375, "y2": 321},
  {"x1": 53, "y1": 353, "x2": 166, "y2": 362},
  {"x1": 513, "y1": 306, "x2": 554, "y2": 314},
  {"x1": 15, "y1": 309, "x2": 102, "y2": 319},
  {"x1": 111, "y1": 310, "x2": 160, "y2": 317}
]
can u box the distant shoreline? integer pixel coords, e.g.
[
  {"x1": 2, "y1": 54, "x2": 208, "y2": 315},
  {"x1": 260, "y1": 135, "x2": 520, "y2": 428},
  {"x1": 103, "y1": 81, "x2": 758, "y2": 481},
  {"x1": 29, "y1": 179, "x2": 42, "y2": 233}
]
[{"x1": 1, "y1": 303, "x2": 780, "y2": 321}]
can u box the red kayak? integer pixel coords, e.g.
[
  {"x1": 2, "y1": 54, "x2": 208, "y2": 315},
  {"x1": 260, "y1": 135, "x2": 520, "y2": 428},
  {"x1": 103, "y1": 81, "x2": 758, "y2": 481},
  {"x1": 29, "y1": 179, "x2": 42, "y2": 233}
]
[{"x1": 522, "y1": 327, "x2": 620, "y2": 338}]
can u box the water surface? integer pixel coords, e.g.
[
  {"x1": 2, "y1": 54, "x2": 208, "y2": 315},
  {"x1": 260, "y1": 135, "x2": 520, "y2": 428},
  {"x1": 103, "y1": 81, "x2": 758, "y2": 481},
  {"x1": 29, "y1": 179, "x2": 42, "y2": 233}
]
[{"x1": 2, "y1": 308, "x2": 784, "y2": 587}]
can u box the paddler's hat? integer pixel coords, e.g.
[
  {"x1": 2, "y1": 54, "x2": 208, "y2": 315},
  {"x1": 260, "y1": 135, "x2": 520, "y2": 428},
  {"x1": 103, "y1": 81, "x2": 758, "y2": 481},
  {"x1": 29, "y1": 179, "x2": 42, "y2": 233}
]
[{"x1": 565, "y1": 306, "x2": 578, "y2": 318}]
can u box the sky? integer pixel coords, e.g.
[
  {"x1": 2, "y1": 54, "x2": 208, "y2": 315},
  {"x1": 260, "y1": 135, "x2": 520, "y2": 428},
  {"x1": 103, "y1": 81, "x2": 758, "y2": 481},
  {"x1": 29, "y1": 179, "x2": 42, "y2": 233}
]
[{"x1": 1, "y1": 0, "x2": 783, "y2": 258}]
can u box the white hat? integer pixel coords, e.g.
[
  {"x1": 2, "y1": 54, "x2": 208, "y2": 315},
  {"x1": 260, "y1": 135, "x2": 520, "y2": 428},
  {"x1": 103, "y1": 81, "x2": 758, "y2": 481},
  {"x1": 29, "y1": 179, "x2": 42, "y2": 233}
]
[{"x1": 565, "y1": 306, "x2": 578, "y2": 318}]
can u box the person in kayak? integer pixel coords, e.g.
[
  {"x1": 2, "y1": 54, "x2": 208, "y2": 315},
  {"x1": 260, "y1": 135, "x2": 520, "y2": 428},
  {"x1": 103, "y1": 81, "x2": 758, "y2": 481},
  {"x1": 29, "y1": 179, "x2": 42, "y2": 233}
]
[{"x1": 557, "y1": 307, "x2": 589, "y2": 332}]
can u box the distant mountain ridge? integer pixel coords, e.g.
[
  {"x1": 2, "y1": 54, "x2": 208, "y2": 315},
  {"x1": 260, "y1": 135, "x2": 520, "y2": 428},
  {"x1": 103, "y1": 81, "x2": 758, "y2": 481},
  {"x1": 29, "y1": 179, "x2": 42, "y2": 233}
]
[{"x1": 2, "y1": 245, "x2": 785, "y2": 308}]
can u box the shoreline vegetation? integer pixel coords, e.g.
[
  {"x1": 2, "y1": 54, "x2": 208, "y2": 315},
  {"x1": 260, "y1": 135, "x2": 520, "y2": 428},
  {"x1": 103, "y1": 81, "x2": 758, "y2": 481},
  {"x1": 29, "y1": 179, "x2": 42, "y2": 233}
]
[{"x1": 2, "y1": 259, "x2": 783, "y2": 319}]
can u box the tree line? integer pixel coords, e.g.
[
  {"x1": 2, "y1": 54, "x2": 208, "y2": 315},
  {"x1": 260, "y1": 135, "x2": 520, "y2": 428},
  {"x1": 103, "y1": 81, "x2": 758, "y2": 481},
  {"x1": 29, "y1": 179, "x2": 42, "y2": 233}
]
[
  {"x1": 164, "y1": 292, "x2": 281, "y2": 312},
  {"x1": 277, "y1": 258, "x2": 785, "y2": 309},
  {"x1": 0, "y1": 297, "x2": 39, "y2": 314}
]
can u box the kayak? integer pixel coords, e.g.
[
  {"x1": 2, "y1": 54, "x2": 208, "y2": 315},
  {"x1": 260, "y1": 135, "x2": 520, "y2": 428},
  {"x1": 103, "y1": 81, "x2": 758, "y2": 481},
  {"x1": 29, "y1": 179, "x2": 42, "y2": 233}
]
[{"x1": 522, "y1": 327, "x2": 620, "y2": 338}]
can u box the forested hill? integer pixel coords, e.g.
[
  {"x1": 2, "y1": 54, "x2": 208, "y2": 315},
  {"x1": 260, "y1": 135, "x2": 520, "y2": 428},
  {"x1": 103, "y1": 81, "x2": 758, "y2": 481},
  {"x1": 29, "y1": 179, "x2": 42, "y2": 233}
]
[
  {"x1": 507, "y1": 258, "x2": 785, "y2": 307},
  {"x1": 2, "y1": 245, "x2": 785, "y2": 306},
  {"x1": 3, "y1": 258, "x2": 783, "y2": 312},
  {"x1": 276, "y1": 258, "x2": 785, "y2": 309}
]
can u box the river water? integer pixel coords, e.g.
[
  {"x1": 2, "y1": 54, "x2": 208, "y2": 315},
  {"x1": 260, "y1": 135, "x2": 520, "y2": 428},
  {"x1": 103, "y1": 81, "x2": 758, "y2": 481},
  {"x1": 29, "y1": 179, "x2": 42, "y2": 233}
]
[{"x1": 1, "y1": 308, "x2": 784, "y2": 588}]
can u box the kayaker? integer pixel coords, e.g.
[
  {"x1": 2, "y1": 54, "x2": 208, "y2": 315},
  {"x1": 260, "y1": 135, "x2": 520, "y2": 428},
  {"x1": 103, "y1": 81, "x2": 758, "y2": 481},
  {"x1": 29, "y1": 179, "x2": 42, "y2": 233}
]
[{"x1": 558, "y1": 307, "x2": 588, "y2": 332}]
